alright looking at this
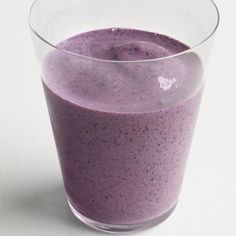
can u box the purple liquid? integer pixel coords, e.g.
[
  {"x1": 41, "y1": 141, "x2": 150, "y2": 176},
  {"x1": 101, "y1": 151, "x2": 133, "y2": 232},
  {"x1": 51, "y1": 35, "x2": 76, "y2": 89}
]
[{"x1": 42, "y1": 28, "x2": 203, "y2": 225}]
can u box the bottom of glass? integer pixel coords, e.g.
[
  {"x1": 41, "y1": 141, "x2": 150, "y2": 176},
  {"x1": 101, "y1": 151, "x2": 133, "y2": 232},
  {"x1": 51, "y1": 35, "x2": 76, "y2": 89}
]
[{"x1": 68, "y1": 199, "x2": 176, "y2": 234}]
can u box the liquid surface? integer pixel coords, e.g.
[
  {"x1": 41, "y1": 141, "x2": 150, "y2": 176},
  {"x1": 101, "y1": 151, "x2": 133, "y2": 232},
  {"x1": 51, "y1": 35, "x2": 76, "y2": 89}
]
[
  {"x1": 43, "y1": 28, "x2": 202, "y2": 113},
  {"x1": 43, "y1": 28, "x2": 203, "y2": 224}
]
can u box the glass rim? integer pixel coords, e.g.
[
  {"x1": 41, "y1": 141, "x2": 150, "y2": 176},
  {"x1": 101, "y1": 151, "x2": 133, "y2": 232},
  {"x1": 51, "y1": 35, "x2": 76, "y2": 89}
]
[{"x1": 28, "y1": 0, "x2": 220, "y2": 64}]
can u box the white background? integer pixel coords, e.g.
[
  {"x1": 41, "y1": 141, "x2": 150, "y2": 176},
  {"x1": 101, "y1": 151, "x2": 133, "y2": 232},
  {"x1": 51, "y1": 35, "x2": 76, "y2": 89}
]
[{"x1": 0, "y1": 0, "x2": 235, "y2": 235}]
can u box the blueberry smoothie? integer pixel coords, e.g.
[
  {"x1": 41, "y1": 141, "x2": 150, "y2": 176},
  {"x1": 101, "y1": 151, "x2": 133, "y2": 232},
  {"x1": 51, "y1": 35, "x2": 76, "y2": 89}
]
[{"x1": 42, "y1": 28, "x2": 203, "y2": 225}]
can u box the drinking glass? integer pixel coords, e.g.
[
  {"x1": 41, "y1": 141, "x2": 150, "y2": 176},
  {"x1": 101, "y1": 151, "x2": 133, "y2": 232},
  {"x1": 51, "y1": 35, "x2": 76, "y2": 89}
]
[{"x1": 29, "y1": 0, "x2": 219, "y2": 233}]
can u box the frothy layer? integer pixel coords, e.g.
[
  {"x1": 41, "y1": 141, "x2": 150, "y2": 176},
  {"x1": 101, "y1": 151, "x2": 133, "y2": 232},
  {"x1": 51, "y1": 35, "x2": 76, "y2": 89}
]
[{"x1": 43, "y1": 28, "x2": 202, "y2": 112}]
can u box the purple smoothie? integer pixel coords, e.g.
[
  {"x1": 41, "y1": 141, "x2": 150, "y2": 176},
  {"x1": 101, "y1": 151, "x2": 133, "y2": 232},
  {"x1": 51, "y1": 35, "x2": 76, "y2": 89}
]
[{"x1": 42, "y1": 28, "x2": 203, "y2": 225}]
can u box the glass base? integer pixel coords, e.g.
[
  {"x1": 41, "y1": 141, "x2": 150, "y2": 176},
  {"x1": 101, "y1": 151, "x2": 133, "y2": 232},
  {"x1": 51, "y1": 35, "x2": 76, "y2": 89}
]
[{"x1": 68, "y1": 199, "x2": 176, "y2": 234}]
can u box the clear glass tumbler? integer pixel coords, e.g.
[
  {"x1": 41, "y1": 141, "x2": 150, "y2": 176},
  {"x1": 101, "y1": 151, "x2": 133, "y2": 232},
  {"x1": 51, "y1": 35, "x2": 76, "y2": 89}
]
[{"x1": 29, "y1": 0, "x2": 219, "y2": 233}]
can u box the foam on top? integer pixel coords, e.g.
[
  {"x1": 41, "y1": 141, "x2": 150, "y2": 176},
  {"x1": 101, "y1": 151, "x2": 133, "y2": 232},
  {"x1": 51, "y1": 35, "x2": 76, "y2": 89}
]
[{"x1": 43, "y1": 28, "x2": 202, "y2": 112}]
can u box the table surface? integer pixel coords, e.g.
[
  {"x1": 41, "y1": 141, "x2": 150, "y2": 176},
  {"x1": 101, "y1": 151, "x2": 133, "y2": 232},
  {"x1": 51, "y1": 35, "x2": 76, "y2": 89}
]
[{"x1": 0, "y1": 0, "x2": 235, "y2": 235}]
